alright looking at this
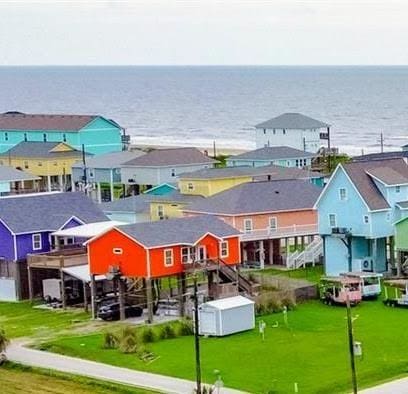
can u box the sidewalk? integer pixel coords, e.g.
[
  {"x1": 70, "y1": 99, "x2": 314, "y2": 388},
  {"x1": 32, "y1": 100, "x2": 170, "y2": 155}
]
[
  {"x1": 359, "y1": 377, "x2": 408, "y2": 394},
  {"x1": 7, "y1": 341, "x2": 245, "y2": 394}
]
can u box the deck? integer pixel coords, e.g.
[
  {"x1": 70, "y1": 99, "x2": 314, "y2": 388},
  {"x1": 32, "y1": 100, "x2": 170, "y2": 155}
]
[
  {"x1": 240, "y1": 224, "x2": 318, "y2": 242},
  {"x1": 27, "y1": 247, "x2": 88, "y2": 269}
]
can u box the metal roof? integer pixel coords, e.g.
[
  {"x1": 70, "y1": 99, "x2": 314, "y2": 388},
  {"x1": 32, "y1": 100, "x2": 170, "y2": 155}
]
[
  {"x1": 52, "y1": 220, "x2": 125, "y2": 238},
  {"x1": 255, "y1": 113, "x2": 330, "y2": 129},
  {"x1": 62, "y1": 264, "x2": 105, "y2": 282},
  {"x1": 185, "y1": 179, "x2": 321, "y2": 215},
  {"x1": 72, "y1": 150, "x2": 145, "y2": 169},
  {"x1": 229, "y1": 146, "x2": 316, "y2": 161},
  {"x1": 0, "y1": 192, "x2": 107, "y2": 233},
  {"x1": 117, "y1": 215, "x2": 241, "y2": 248},
  {"x1": 122, "y1": 147, "x2": 217, "y2": 167},
  {"x1": 202, "y1": 295, "x2": 254, "y2": 310},
  {"x1": 0, "y1": 165, "x2": 40, "y2": 182}
]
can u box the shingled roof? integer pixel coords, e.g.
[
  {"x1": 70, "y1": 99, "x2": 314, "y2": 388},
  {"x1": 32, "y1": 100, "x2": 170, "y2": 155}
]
[
  {"x1": 0, "y1": 192, "x2": 107, "y2": 233},
  {"x1": 73, "y1": 150, "x2": 144, "y2": 169},
  {"x1": 341, "y1": 158, "x2": 408, "y2": 210},
  {"x1": 0, "y1": 112, "x2": 100, "y2": 131},
  {"x1": 122, "y1": 147, "x2": 217, "y2": 167},
  {"x1": 255, "y1": 113, "x2": 330, "y2": 130},
  {"x1": 184, "y1": 179, "x2": 321, "y2": 215},
  {"x1": 0, "y1": 141, "x2": 86, "y2": 159},
  {"x1": 117, "y1": 215, "x2": 240, "y2": 248},
  {"x1": 0, "y1": 166, "x2": 39, "y2": 182},
  {"x1": 230, "y1": 146, "x2": 316, "y2": 161}
]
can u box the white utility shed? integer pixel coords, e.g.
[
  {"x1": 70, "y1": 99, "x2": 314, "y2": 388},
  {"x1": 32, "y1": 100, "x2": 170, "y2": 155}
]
[{"x1": 198, "y1": 295, "x2": 255, "y2": 337}]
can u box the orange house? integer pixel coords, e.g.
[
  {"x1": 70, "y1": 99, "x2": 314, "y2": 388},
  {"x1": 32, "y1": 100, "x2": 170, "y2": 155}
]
[
  {"x1": 184, "y1": 179, "x2": 323, "y2": 269},
  {"x1": 87, "y1": 215, "x2": 241, "y2": 279}
]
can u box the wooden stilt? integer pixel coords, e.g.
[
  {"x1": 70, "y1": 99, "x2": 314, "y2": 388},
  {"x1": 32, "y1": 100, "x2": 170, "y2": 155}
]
[
  {"x1": 60, "y1": 260, "x2": 66, "y2": 310},
  {"x1": 146, "y1": 278, "x2": 154, "y2": 323},
  {"x1": 118, "y1": 278, "x2": 126, "y2": 321},
  {"x1": 27, "y1": 265, "x2": 34, "y2": 304},
  {"x1": 90, "y1": 274, "x2": 97, "y2": 319},
  {"x1": 83, "y1": 281, "x2": 88, "y2": 313}
]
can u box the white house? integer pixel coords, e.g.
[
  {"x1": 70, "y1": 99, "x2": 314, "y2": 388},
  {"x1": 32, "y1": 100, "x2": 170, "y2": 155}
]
[
  {"x1": 255, "y1": 113, "x2": 331, "y2": 154},
  {"x1": 120, "y1": 147, "x2": 217, "y2": 187}
]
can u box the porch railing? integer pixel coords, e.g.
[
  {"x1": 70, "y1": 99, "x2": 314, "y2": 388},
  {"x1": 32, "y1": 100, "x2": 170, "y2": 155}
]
[{"x1": 240, "y1": 224, "x2": 318, "y2": 242}]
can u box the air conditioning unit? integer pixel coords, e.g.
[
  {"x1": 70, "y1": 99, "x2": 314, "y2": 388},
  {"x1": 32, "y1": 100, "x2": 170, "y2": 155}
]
[
  {"x1": 353, "y1": 257, "x2": 374, "y2": 272},
  {"x1": 332, "y1": 227, "x2": 349, "y2": 235}
]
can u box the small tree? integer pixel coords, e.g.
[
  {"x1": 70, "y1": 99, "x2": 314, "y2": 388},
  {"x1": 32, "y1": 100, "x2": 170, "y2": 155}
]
[{"x1": 0, "y1": 328, "x2": 9, "y2": 365}]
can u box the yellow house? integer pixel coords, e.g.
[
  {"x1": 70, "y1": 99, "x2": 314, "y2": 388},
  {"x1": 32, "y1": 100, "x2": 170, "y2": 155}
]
[
  {"x1": 178, "y1": 165, "x2": 324, "y2": 197},
  {"x1": 0, "y1": 141, "x2": 88, "y2": 192},
  {"x1": 149, "y1": 191, "x2": 204, "y2": 221}
]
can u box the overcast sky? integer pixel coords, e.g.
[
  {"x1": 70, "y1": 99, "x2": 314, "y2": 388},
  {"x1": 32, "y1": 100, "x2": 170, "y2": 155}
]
[{"x1": 1, "y1": 0, "x2": 407, "y2": 65}]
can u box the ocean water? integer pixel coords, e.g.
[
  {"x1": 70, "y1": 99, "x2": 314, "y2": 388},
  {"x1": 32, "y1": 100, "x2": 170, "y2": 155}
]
[{"x1": 1, "y1": 66, "x2": 408, "y2": 155}]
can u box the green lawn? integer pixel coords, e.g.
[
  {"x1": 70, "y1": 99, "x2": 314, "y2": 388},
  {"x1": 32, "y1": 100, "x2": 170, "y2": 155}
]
[
  {"x1": 38, "y1": 299, "x2": 408, "y2": 394},
  {"x1": 1, "y1": 362, "x2": 155, "y2": 394},
  {"x1": 252, "y1": 265, "x2": 324, "y2": 284},
  {"x1": 0, "y1": 301, "x2": 90, "y2": 339}
]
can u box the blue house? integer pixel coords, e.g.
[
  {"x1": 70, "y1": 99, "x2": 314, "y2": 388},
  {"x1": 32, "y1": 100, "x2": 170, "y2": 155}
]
[
  {"x1": 0, "y1": 192, "x2": 107, "y2": 300},
  {"x1": 315, "y1": 158, "x2": 408, "y2": 275},
  {"x1": 226, "y1": 146, "x2": 316, "y2": 169},
  {"x1": 0, "y1": 112, "x2": 125, "y2": 155}
]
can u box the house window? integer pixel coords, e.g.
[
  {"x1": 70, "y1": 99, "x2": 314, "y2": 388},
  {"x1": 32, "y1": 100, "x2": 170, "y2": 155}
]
[
  {"x1": 181, "y1": 247, "x2": 195, "y2": 264},
  {"x1": 263, "y1": 129, "x2": 266, "y2": 135},
  {"x1": 113, "y1": 248, "x2": 123, "y2": 255},
  {"x1": 187, "y1": 182, "x2": 194, "y2": 191},
  {"x1": 43, "y1": 133, "x2": 47, "y2": 142},
  {"x1": 269, "y1": 217, "x2": 277, "y2": 231},
  {"x1": 32, "y1": 233, "x2": 42, "y2": 250},
  {"x1": 157, "y1": 205, "x2": 164, "y2": 219},
  {"x1": 273, "y1": 129, "x2": 276, "y2": 135},
  {"x1": 396, "y1": 186, "x2": 401, "y2": 193},
  {"x1": 295, "y1": 159, "x2": 299, "y2": 167},
  {"x1": 24, "y1": 133, "x2": 27, "y2": 141},
  {"x1": 38, "y1": 162, "x2": 42, "y2": 167},
  {"x1": 363, "y1": 215, "x2": 370, "y2": 224},
  {"x1": 89, "y1": 169, "x2": 95, "y2": 178},
  {"x1": 244, "y1": 218, "x2": 253, "y2": 233},
  {"x1": 386, "y1": 212, "x2": 391, "y2": 221},
  {"x1": 328, "y1": 214, "x2": 337, "y2": 227},
  {"x1": 63, "y1": 133, "x2": 66, "y2": 142},
  {"x1": 220, "y1": 241, "x2": 229, "y2": 258},
  {"x1": 339, "y1": 188, "x2": 347, "y2": 201},
  {"x1": 171, "y1": 168, "x2": 176, "y2": 177},
  {"x1": 4, "y1": 132, "x2": 8, "y2": 141},
  {"x1": 24, "y1": 161, "x2": 29, "y2": 169},
  {"x1": 164, "y1": 249, "x2": 173, "y2": 267},
  {"x1": 283, "y1": 129, "x2": 286, "y2": 135}
]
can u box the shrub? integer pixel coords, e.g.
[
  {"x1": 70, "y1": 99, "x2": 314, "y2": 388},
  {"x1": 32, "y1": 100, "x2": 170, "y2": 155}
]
[
  {"x1": 159, "y1": 324, "x2": 176, "y2": 340},
  {"x1": 281, "y1": 294, "x2": 297, "y2": 310},
  {"x1": 139, "y1": 327, "x2": 156, "y2": 343},
  {"x1": 266, "y1": 297, "x2": 282, "y2": 313},
  {"x1": 176, "y1": 319, "x2": 194, "y2": 336},
  {"x1": 102, "y1": 331, "x2": 118, "y2": 349},
  {"x1": 118, "y1": 326, "x2": 139, "y2": 354},
  {"x1": 0, "y1": 328, "x2": 9, "y2": 354}
]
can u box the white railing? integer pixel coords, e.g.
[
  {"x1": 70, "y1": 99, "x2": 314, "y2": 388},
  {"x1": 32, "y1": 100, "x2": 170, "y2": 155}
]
[
  {"x1": 287, "y1": 237, "x2": 323, "y2": 269},
  {"x1": 240, "y1": 224, "x2": 318, "y2": 242}
]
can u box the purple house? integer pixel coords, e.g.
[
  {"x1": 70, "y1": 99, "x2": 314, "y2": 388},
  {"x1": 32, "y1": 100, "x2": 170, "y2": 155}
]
[{"x1": 0, "y1": 192, "x2": 107, "y2": 299}]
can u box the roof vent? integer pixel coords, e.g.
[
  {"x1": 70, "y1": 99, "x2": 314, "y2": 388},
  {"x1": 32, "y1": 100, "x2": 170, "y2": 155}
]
[{"x1": 275, "y1": 190, "x2": 279, "y2": 194}]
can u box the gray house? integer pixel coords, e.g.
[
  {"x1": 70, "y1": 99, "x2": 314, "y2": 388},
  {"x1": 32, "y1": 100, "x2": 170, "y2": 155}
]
[
  {"x1": 120, "y1": 147, "x2": 217, "y2": 188},
  {"x1": 226, "y1": 146, "x2": 316, "y2": 169},
  {"x1": 0, "y1": 165, "x2": 40, "y2": 195},
  {"x1": 71, "y1": 150, "x2": 145, "y2": 202}
]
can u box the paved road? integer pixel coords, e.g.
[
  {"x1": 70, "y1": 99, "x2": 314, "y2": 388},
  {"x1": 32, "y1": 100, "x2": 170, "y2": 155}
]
[
  {"x1": 360, "y1": 378, "x2": 408, "y2": 394},
  {"x1": 7, "y1": 341, "x2": 245, "y2": 394}
]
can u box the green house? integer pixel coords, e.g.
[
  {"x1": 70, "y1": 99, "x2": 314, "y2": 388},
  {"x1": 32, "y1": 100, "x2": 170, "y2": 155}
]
[
  {"x1": 0, "y1": 112, "x2": 125, "y2": 155},
  {"x1": 395, "y1": 215, "x2": 408, "y2": 253}
]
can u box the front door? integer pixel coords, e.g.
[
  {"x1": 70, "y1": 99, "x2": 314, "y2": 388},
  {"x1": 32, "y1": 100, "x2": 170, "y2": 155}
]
[{"x1": 197, "y1": 246, "x2": 206, "y2": 261}]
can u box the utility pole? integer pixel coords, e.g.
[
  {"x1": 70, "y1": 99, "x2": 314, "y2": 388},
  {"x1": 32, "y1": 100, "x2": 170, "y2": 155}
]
[
  {"x1": 82, "y1": 144, "x2": 87, "y2": 194},
  {"x1": 346, "y1": 293, "x2": 358, "y2": 394},
  {"x1": 213, "y1": 140, "x2": 217, "y2": 159},
  {"x1": 380, "y1": 132, "x2": 384, "y2": 153},
  {"x1": 193, "y1": 273, "x2": 202, "y2": 394}
]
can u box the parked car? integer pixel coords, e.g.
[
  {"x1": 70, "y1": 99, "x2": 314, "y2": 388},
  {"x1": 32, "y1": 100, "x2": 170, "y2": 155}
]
[
  {"x1": 383, "y1": 279, "x2": 408, "y2": 308},
  {"x1": 319, "y1": 276, "x2": 362, "y2": 306},
  {"x1": 97, "y1": 302, "x2": 143, "y2": 321},
  {"x1": 340, "y1": 272, "x2": 382, "y2": 299}
]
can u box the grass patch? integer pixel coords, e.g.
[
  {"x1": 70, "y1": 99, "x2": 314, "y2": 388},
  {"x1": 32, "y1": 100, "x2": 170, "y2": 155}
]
[
  {"x1": 0, "y1": 301, "x2": 89, "y2": 339},
  {"x1": 254, "y1": 265, "x2": 324, "y2": 284},
  {"x1": 41, "y1": 299, "x2": 408, "y2": 393},
  {"x1": 0, "y1": 362, "x2": 156, "y2": 393}
]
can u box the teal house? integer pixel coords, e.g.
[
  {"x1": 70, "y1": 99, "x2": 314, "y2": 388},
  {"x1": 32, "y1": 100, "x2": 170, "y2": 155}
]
[
  {"x1": 144, "y1": 183, "x2": 177, "y2": 195},
  {"x1": 0, "y1": 112, "x2": 125, "y2": 155},
  {"x1": 226, "y1": 146, "x2": 316, "y2": 169},
  {"x1": 315, "y1": 158, "x2": 408, "y2": 276}
]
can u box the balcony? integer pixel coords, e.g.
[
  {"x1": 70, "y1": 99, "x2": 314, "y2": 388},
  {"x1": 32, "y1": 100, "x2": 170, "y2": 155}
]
[
  {"x1": 27, "y1": 247, "x2": 88, "y2": 269},
  {"x1": 240, "y1": 224, "x2": 318, "y2": 242}
]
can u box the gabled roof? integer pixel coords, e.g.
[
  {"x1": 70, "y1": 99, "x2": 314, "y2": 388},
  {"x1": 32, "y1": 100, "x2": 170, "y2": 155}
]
[
  {"x1": 396, "y1": 201, "x2": 408, "y2": 210},
  {"x1": 0, "y1": 141, "x2": 86, "y2": 159},
  {"x1": 0, "y1": 192, "x2": 107, "y2": 234},
  {"x1": 229, "y1": 146, "x2": 316, "y2": 161},
  {"x1": 179, "y1": 164, "x2": 322, "y2": 181},
  {"x1": 255, "y1": 113, "x2": 330, "y2": 130},
  {"x1": 184, "y1": 179, "x2": 321, "y2": 215},
  {"x1": 101, "y1": 194, "x2": 153, "y2": 214},
  {"x1": 149, "y1": 190, "x2": 204, "y2": 204},
  {"x1": 0, "y1": 166, "x2": 39, "y2": 182},
  {"x1": 340, "y1": 158, "x2": 408, "y2": 210},
  {"x1": 0, "y1": 113, "x2": 101, "y2": 131},
  {"x1": 143, "y1": 183, "x2": 177, "y2": 195},
  {"x1": 121, "y1": 147, "x2": 217, "y2": 167},
  {"x1": 353, "y1": 151, "x2": 408, "y2": 162},
  {"x1": 72, "y1": 150, "x2": 144, "y2": 169},
  {"x1": 117, "y1": 215, "x2": 241, "y2": 248},
  {"x1": 367, "y1": 167, "x2": 408, "y2": 186}
]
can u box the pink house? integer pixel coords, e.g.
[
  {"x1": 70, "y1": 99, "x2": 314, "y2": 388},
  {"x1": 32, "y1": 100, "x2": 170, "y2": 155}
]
[{"x1": 184, "y1": 179, "x2": 322, "y2": 268}]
